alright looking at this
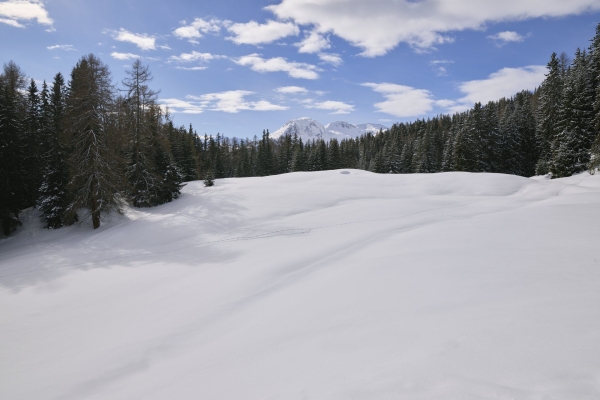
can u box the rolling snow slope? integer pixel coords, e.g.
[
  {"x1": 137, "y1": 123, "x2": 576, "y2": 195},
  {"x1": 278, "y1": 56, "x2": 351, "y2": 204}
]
[{"x1": 1, "y1": 171, "x2": 600, "y2": 399}]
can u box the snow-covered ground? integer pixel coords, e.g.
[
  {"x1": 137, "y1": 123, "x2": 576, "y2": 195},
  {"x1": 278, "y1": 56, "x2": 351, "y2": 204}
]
[{"x1": 1, "y1": 170, "x2": 600, "y2": 399}]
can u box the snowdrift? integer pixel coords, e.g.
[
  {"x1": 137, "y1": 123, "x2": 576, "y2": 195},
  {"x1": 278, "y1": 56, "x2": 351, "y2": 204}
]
[{"x1": 1, "y1": 170, "x2": 600, "y2": 399}]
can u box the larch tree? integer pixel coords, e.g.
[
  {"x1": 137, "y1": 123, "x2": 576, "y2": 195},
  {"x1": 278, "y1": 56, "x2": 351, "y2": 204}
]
[{"x1": 122, "y1": 59, "x2": 160, "y2": 207}]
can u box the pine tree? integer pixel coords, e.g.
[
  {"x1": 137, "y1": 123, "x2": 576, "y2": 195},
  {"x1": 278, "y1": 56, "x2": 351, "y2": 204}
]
[
  {"x1": 587, "y1": 23, "x2": 600, "y2": 172},
  {"x1": 24, "y1": 78, "x2": 42, "y2": 207},
  {"x1": 256, "y1": 129, "x2": 274, "y2": 176},
  {"x1": 37, "y1": 73, "x2": 70, "y2": 228},
  {"x1": 551, "y1": 49, "x2": 595, "y2": 177},
  {"x1": 65, "y1": 54, "x2": 123, "y2": 229},
  {"x1": 536, "y1": 53, "x2": 563, "y2": 175},
  {"x1": 0, "y1": 61, "x2": 27, "y2": 235},
  {"x1": 454, "y1": 103, "x2": 484, "y2": 172},
  {"x1": 204, "y1": 169, "x2": 215, "y2": 187}
]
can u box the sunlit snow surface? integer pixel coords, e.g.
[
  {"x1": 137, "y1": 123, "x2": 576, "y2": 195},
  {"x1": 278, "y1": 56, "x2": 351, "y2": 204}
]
[{"x1": 1, "y1": 170, "x2": 600, "y2": 399}]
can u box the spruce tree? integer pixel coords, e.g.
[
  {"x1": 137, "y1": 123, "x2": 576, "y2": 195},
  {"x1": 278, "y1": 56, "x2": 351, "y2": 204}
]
[
  {"x1": 536, "y1": 53, "x2": 563, "y2": 175},
  {"x1": 24, "y1": 78, "x2": 42, "y2": 207},
  {"x1": 204, "y1": 169, "x2": 215, "y2": 187},
  {"x1": 0, "y1": 64, "x2": 27, "y2": 235},
  {"x1": 65, "y1": 54, "x2": 123, "y2": 229},
  {"x1": 551, "y1": 49, "x2": 595, "y2": 177},
  {"x1": 37, "y1": 73, "x2": 70, "y2": 228}
]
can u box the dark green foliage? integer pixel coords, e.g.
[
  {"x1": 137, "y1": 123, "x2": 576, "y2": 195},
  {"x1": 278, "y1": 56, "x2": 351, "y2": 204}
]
[
  {"x1": 65, "y1": 54, "x2": 123, "y2": 229},
  {"x1": 536, "y1": 53, "x2": 563, "y2": 175},
  {"x1": 551, "y1": 49, "x2": 595, "y2": 177},
  {"x1": 0, "y1": 62, "x2": 27, "y2": 235},
  {"x1": 37, "y1": 74, "x2": 70, "y2": 229},
  {"x1": 204, "y1": 169, "x2": 215, "y2": 187}
]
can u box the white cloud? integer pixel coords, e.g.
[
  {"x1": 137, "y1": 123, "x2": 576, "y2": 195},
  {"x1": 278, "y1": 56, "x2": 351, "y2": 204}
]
[
  {"x1": 173, "y1": 17, "x2": 224, "y2": 41},
  {"x1": 275, "y1": 86, "x2": 308, "y2": 94},
  {"x1": 488, "y1": 31, "x2": 526, "y2": 44},
  {"x1": 318, "y1": 53, "x2": 343, "y2": 66},
  {"x1": 111, "y1": 52, "x2": 140, "y2": 60},
  {"x1": 295, "y1": 30, "x2": 330, "y2": 53},
  {"x1": 304, "y1": 99, "x2": 355, "y2": 114},
  {"x1": 185, "y1": 91, "x2": 288, "y2": 113},
  {"x1": 363, "y1": 65, "x2": 547, "y2": 117},
  {"x1": 109, "y1": 28, "x2": 156, "y2": 51},
  {"x1": 168, "y1": 51, "x2": 223, "y2": 63},
  {"x1": 161, "y1": 98, "x2": 204, "y2": 114},
  {"x1": 176, "y1": 66, "x2": 208, "y2": 71},
  {"x1": 47, "y1": 44, "x2": 76, "y2": 51},
  {"x1": 267, "y1": 0, "x2": 600, "y2": 56},
  {"x1": 363, "y1": 82, "x2": 437, "y2": 117},
  {"x1": 227, "y1": 20, "x2": 299, "y2": 45},
  {"x1": 0, "y1": 17, "x2": 23, "y2": 27},
  {"x1": 234, "y1": 53, "x2": 320, "y2": 79},
  {"x1": 0, "y1": 0, "x2": 52, "y2": 28},
  {"x1": 448, "y1": 65, "x2": 547, "y2": 111},
  {"x1": 430, "y1": 59, "x2": 454, "y2": 76}
]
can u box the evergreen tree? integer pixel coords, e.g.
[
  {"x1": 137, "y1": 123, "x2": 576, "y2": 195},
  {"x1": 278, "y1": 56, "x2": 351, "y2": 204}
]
[
  {"x1": 536, "y1": 53, "x2": 563, "y2": 175},
  {"x1": 204, "y1": 169, "x2": 215, "y2": 187},
  {"x1": 24, "y1": 78, "x2": 42, "y2": 206},
  {"x1": 551, "y1": 49, "x2": 595, "y2": 177},
  {"x1": 0, "y1": 62, "x2": 27, "y2": 235},
  {"x1": 454, "y1": 103, "x2": 484, "y2": 172},
  {"x1": 37, "y1": 73, "x2": 70, "y2": 228},
  {"x1": 65, "y1": 54, "x2": 123, "y2": 229}
]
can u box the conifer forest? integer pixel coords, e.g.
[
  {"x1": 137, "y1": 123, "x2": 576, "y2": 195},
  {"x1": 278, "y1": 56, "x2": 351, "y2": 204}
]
[{"x1": 3, "y1": 26, "x2": 600, "y2": 235}]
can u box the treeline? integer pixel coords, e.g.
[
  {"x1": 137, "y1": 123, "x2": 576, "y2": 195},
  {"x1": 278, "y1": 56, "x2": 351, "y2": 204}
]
[
  {"x1": 196, "y1": 25, "x2": 600, "y2": 180},
  {"x1": 0, "y1": 55, "x2": 192, "y2": 235},
  {"x1": 4, "y1": 25, "x2": 600, "y2": 236}
]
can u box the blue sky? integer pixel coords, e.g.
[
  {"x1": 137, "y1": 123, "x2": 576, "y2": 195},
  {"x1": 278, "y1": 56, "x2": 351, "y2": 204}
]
[{"x1": 2, "y1": 0, "x2": 600, "y2": 138}]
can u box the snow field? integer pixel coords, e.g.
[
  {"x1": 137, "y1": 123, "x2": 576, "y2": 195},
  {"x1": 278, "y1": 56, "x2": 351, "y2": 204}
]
[{"x1": 1, "y1": 170, "x2": 600, "y2": 399}]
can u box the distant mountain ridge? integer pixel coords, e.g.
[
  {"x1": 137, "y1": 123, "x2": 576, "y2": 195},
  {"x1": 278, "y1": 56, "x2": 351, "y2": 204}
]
[{"x1": 271, "y1": 117, "x2": 388, "y2": 142}]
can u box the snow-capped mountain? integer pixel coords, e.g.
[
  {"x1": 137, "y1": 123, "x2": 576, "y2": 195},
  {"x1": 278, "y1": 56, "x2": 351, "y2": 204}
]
[
  {"x1": 271, "y1": 118, "x2": 388, "y2": 142},
  {"x1": 271, "y1": 117, "x2": 327, "y2": 141}
]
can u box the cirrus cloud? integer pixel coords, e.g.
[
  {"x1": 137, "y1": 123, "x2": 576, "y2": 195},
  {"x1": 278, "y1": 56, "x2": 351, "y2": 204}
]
[
  {"x1": 303, "y1": 99, "x2": 355, "y2": 114},
  {"x1": 275, "y1": 86, "x2": 309, "y2": 94},
  {"x1": 110, "y1": 52, "x2": 140, "y2": 60},
  {"x1": 47, "y1": 44, "x2": 76, "y2": 51},
  {"x1": 168, "y1": 51, "x2": 224, "y2": 63},
  {"x1": 163, "y1": 91, "x2": 288, "y2": 114}
]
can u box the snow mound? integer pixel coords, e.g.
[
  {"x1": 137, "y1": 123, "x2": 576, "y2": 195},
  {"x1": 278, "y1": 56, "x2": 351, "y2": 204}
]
[{"x1": 2, "y1": 171, "x2": 600, "y2": 399}]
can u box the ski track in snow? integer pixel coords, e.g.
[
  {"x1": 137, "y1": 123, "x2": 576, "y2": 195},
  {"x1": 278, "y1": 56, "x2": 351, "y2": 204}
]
[
  {"x1": 0, "y1": 199, "x2": 506, "y2": 280},
  {"x1": 1, "y1": 170, "x2": 600, "y2": 400}
]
